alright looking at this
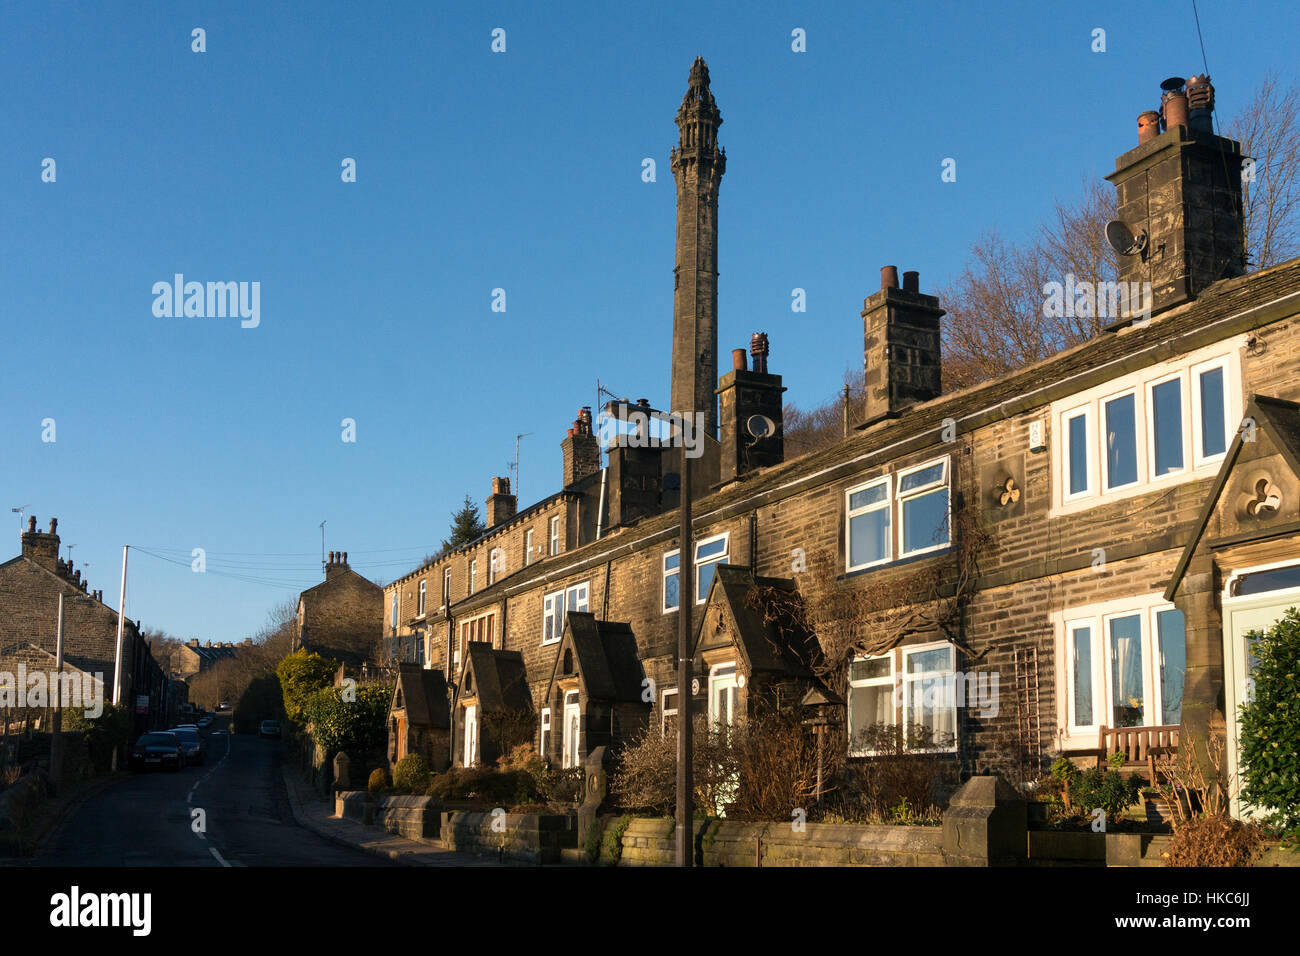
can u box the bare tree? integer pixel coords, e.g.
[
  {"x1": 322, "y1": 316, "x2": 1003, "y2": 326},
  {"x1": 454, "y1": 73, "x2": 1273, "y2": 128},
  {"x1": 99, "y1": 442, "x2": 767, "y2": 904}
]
[{"x1": 1227, "y1": 72, "x2": 1300, "y2": 270}]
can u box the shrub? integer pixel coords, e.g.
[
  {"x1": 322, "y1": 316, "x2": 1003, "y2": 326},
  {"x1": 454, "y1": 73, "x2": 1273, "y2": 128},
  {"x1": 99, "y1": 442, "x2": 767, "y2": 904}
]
[
  {"x1": 1166, "y1": 813, "x2": 1264, "y2": 867},
  {"x1": 63, "y1": 702, "x2": 132, "y2": 776},
  {"x1": 275, "y1": 650, "x2": 337, "y2": 726},
  {"x1": 367, "y1": 768, "x2": 389, "y2": 794},
  {"x1": 843, "y1": 722, "x2": 958, "y2": 819},
  {"x1": 393, "y1": 754, "x2": 431, "y2": 792},
  {"x1": 1067, "y1": 767, "x2": 1146, "y2": 823},
  {"x1": 1238, "y1": 607, "x2": 1300, "y2": 831},
  {"x1": 304, "y1": 684, "x2": 391, "y2": 753},
  {"x1": 728, "y1": 710, "x2": 822, "y2": 820}
]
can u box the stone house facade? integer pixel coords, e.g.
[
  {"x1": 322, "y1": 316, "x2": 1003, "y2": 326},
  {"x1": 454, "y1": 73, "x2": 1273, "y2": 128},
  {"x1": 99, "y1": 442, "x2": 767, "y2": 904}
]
[
  {"x1": 0, "y1": 517, "x2": 168, "y2": 735},
  {"x1": 295, "y1": 551, "x2": 383, "y2": 667},
  {"x1": 385, "y1": 65, "x2": 1300, "y2": 813}
]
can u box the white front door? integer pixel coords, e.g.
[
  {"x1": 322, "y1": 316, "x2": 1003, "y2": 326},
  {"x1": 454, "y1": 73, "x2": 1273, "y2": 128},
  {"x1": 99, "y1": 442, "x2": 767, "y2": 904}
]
[
  {"x1": 1223, "y1": 573, "x2": 1300, "y2": 819},
  {"x1": 709, "y1": 663, "x2": 738, "y2": 729},
  {"x1": 463, "y1": 705, "x2": 477, "y2": 768},
  {"x1": 562, "y1": 692, "x2": 581, "y2": 768}
]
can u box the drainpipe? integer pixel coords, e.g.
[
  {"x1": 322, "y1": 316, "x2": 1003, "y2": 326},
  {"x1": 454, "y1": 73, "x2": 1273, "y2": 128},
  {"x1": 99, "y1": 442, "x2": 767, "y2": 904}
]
[
  {"x1": 749, "y1": 511, "x2": 758, "y2": 574},
  {"x1": 595, "y1": 467, "x2": 608, "y2": 540}
]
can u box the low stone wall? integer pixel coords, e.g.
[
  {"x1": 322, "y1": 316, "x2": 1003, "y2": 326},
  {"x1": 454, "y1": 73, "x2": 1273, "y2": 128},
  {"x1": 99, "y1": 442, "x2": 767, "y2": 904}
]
[
  {"x1": 440, "y1": 811, "x2": 579, "y2": 863},
  {"x1": 334, "y1": 790, "x2": 441, "y2": 839},
  {"x1": 704, "y1": 820, "x2": 945, "y2": 867}
]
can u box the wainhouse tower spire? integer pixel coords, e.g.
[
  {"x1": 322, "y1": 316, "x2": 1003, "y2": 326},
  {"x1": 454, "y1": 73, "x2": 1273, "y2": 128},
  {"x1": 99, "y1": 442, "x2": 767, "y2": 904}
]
[{"x1": 670, "y1": 56, "x2": 726, "y2": 438}]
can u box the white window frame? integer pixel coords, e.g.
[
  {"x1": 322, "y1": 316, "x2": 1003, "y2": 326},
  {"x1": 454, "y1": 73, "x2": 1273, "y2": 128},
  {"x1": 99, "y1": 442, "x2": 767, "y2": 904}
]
[
  {"x1": 1049, "y1": 340, "x2": 1242, "y2": 515},
  {"x1": 662, "y1": 550, "x2": 680, "y2": 614},
  {"x1": 540, "y1": 707, "x2": 551, "y2": 756},
  {"x1": 692, "y1": 533, "x2": 729, "y2": 605},
  {"x1": 844, "y1": 474, "x2": 892, "y2": 572},
  {"x1": 442, "y1": 568, "x2": 451, "y2": 610},
  {"x1": 489, "y1": 548, "x2": 504, "y2": 585},
  {"x1": 469, "y1": 558, "x2": 477, "y2": 594},
  {"x1": 1054, "y1": 593, "x2": 1187, "y2": 750},
  {"x1": 897, "y1": 458, "x2": 951, "y2": 559},
  {"x1": 847, "y1": 652, "x2": 895, "y2": 757},
  {"x1": 417, "y1": 580, "x2": 427, "y2": 618},
  {"x1": 524, "y1": 528, "x2": 534, "y2": 566},
  {"x1": 900, "y1": 641, "x2": 958, "y2": 753},
  {"x1": 1060, "y1": 403, "x2": 1097, "y2": 501},
  {"x1": 1191, "y1": 355, "x2": 1232, "y2": 469},
  {"x1": 1100, "y1": 385, "x2": 1143, "y2": 493},
  {"x1": 1145, "y1": 368, "x2": 1190, "y2": 481},
  {"x1": 542, "y1": 581, "x2": 589, "y2": 645},
  {"x1": 390, "y1": 592, "x2": 398, "y2": 636},
  {"x1": 661, "y1": 688, "x2": 678, "y2": 733},
  {"x1": 549, "y1": 516, "x2": 561, "y2": 556}
]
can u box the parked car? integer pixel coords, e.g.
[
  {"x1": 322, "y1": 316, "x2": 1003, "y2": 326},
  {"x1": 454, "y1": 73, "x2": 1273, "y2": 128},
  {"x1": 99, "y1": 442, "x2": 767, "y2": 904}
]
[
  {"x1": 167, "y1": 726, "x2": 205, "y2": 765},
  {"x1": 258, "y1": 720, "x2": 281, "y2": 739},
  {"x1": 196, "y1": 717, "x2": 212, "y2": 729},
  {"x1": 129, "y1": 732, "x2": 185, "y2": 771}
]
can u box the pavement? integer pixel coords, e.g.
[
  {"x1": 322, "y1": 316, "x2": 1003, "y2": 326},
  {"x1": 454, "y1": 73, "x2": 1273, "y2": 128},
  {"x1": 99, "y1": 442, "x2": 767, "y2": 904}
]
[{"x1": 280, "y1": 765, "x2": 508, "y2": 867}]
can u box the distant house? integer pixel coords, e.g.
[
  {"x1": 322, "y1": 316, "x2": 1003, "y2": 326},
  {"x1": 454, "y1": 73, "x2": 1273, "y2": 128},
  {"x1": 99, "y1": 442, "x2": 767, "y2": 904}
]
[
  {"x1": 174, "y1": 638, "x2": 247, "y2": 678},
  {"x1": 295, "y1": 551, "x2": 383, "y2": 667}
]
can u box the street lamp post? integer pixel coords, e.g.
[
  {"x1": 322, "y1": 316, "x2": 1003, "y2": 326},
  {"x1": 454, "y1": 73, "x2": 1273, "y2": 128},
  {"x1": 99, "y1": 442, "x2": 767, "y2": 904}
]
[{"x1": 675, "y1": 442, "x2": 694, "y2": 867}]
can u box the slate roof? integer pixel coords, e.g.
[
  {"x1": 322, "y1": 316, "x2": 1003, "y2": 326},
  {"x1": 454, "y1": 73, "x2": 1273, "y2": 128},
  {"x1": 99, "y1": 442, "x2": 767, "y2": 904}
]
[
  {"x1": 545, "y1": 612, "x2": 645, "y2": 703},
  {"x1": 390, "y1": 662, "x2": 450, "y2": 729},
  {"x1": 694, "y1": 564, "x2": 820, "y2": 678},
  {"x1": 461, "y1": 644, "x2": 531, "y2": 712}
]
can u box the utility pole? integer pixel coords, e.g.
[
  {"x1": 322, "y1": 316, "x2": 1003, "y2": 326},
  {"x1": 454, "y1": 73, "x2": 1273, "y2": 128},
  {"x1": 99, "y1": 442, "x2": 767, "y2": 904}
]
[
  {"x1": 675, "y1": 439, "x2": 694, "y2": 867},
  {"x1": 112, "y1": 545, "x2": 128, "y2": 706},
  {"x1": 51, "y1": 593, "x2": 66, "y2": 791}
]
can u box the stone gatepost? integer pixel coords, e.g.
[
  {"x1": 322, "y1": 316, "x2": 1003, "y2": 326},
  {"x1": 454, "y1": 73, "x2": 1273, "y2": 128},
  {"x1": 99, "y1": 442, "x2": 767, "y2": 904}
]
[
  {"x1": 577, "y1": 745, "x2": 611, "y2": 840},
  {"x1": 941, "y1": 775, "x2": 1028, "y2": 866},
  {"x1": 333, "y1": 752, "x2": 350, "y2": 791}
]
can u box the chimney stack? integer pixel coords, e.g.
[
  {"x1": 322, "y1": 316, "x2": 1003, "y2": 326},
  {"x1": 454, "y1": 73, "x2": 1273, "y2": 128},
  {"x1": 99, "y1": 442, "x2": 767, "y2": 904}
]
[
  {"x1": 20, "y1": 515, "x2": 61, "y2": 572},
  {"x1": 861, "y1": 269, "x2": 944, "y2": 425},
  {"x1": 325, "y1": 549, "x2": 350, "y2": 580},
  {"x1": 561, "y1": 407, "x2": 601, "y2": 487},
  {"x1": 1108, "y1": 73, "x2": 1245, "y2": 316},
  {"x1": 717, "y1": 331, "x2": 785, "y2": 482},
  {"x1": 486, "y1": 476, "x2": 517, "y2": 527}
]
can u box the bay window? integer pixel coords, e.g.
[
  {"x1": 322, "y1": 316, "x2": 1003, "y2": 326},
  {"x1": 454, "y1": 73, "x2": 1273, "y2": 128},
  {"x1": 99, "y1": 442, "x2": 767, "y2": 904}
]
[
  {"x1": 1059, "y1": 596, "x2": 1186, "y2": 744},
  {"x1": 1052, "y1": 346, "x2": 1238, "y2": 511}
]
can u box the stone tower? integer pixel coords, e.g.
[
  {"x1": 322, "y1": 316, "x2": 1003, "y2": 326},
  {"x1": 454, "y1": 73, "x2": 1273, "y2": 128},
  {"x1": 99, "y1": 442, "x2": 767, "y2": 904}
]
[{"x1": 670, "y1": 57, "x2": 726, "y2": 439}]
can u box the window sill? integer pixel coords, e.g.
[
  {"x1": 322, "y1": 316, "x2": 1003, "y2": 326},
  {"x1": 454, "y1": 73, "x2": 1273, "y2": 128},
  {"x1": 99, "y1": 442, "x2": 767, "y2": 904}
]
[
  {"x1": 541, "y1": 637, "x2": 561, "y2": 647},
  {"x1": 841, "y1": 546, "x2": 952, "y2": 580}
]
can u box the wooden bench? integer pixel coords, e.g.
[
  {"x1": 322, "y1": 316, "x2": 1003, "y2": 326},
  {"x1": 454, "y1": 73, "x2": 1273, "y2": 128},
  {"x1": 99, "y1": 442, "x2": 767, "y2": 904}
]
[{"x1": 1071, "y1": 724, "x2": 1180, "y2": 779}]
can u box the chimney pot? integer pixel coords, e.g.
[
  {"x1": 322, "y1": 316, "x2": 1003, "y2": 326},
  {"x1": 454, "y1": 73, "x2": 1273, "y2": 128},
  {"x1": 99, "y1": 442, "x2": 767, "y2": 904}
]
[
  {"x1": 49, "y1": 518, "x2": 57, "y2": 535},
  {"x1": 750, "y1": 332, "x2": 770, "y2": 374},
  {"x1": 903, "y1": 270, "x2": 920, "y2": 293},
  {"x1": 342, "y1": 551, "x2": 348, "y2": 563},
  {"x1": 880, "y1": 266, "x2": 900, "y2": 290},
  {"x1": 1162, "y1": 86, "x2": 1188, "y2": 131},
  {"x1": 1137, "y1": 110, "x2": 1161, "y2": 144},
  {"x1": 27, "y1": 515, "x2": 36, "y2": 533},
  {"x1": 731, "y1": 348, "x2": 747, "y2": 371}
]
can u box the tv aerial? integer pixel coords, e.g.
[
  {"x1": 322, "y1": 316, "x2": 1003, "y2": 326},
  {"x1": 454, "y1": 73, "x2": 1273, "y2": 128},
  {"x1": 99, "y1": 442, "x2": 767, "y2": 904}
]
[{"x1": 1105, "y1": 219, "x2": 1148, "y2": 257}]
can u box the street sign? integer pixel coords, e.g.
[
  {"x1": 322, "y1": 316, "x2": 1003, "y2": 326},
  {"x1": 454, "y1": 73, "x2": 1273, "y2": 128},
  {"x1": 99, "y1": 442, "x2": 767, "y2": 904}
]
[{"x1": 135, "y1": 694, "x2": 149, "y2": 715}]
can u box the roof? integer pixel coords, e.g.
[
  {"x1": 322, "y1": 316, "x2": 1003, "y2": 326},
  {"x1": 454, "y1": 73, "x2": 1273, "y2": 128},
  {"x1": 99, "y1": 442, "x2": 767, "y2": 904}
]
[
  {"x1": 390, "y1": 663, "x2": 450, "y2": 729},
  {"x1": 449, "y1": 257, "x2": 1300, "y2": 615},
  {"x1": 1165, "y1": 393, "x2": 1300, "y2": 599},
  {"x1": 460, "y1": 644, "x2": 531, "y2": 712},
  {"x1": 693, "y1": 564, "x2": 820, "y2": 678},
  {"x1": 544, "y1": 612, "x2": 646, "y2": 704}
]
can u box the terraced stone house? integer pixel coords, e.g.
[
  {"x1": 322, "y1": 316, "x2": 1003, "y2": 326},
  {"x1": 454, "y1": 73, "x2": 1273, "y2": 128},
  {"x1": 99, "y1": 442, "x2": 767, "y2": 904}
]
[{"x1": 384, "y1": 61, "x2": 1300, "y2": 816}]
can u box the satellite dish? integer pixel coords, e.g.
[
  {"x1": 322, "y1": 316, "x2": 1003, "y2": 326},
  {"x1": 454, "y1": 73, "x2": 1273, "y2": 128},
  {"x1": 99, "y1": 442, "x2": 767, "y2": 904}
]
[
  {"x1": 746, "y1": 414, "x2": 776, "y2": 439},
  {"x1": 1105, "y1": 219, "x2": 1148, "y2": 257}
]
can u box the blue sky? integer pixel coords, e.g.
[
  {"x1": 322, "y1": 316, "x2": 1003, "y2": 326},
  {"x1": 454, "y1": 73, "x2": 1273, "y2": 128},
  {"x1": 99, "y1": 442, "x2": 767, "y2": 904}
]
[{"x1": 3, "y1": 0, "x2": 1297, "y2": 642}]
